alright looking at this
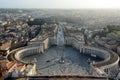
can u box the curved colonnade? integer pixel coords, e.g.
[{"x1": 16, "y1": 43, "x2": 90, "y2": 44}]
[
  {"x1": 83, "y1": 46, "x2": 119, "y2": 76},
  {"x1": 7, "y1": 37, "x2": 119, "y2": 77},
  {"x1": 7, "y1": 40, "x2": 49, "y2": 63},
  {"x1": 66, "y1": 36, "x2": 119, "y2": 76}
]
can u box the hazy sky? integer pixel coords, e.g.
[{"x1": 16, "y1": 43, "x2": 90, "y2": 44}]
[{"x1": 1, "y1": 0, "x2": 120, "y2": 9}]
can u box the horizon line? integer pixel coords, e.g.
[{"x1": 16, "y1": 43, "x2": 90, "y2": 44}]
[{"x1": 1, "y1": 7, "x2": 120, "y2": 10}]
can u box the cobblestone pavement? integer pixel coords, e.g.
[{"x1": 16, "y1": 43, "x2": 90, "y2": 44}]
[{"x1": 22, "y1": 46, "x2": 103, "y2": 76}]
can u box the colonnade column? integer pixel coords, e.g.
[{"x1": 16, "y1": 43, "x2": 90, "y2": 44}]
[
  {"x1": 82, "y1": 46, "x2": 85, "y2": 54},
  {"x1": 79, "y1": 44, "x2": 82, "y2": 53}
]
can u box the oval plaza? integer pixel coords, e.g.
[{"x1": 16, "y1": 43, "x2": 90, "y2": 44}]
[{"x1": 7, "y1": 24, "x2": 119, "y2": 78}]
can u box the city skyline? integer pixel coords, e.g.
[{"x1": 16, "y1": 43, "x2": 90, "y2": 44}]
[{"x1": 0, "y1": 0, "x2": 120, "y2": 9}]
